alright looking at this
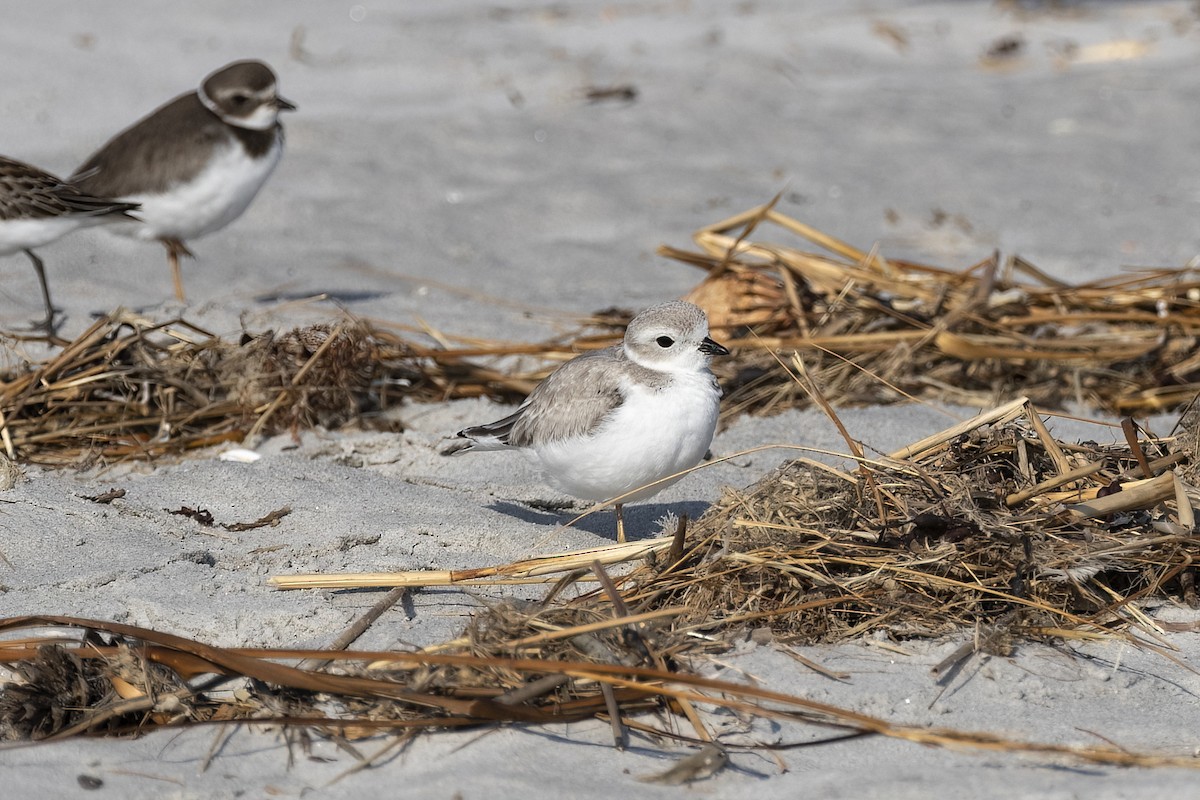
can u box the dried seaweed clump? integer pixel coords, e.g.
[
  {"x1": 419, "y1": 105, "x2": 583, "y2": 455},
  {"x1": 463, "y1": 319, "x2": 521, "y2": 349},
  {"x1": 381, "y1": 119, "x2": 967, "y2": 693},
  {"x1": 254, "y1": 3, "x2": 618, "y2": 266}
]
[
  {"x1": 180, "y1": 322, "x2": 382, "y2": 431},
  {"x1": 0, "y1": 313, "x2": 476, "y2": 465},
  {"x1": 624, "y1": 399, "x2": 1198, "y2": 644},
  {"x1": 0, "y1": 645, "x2": 114, "y2": 740}
]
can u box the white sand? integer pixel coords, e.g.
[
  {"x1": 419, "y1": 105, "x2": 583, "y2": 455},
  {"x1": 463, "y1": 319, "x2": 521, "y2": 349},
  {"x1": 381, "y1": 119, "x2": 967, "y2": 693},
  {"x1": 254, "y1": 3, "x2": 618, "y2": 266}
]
[{"x1": 2, "y1": 2, "x2": 1199, "y2": 797}]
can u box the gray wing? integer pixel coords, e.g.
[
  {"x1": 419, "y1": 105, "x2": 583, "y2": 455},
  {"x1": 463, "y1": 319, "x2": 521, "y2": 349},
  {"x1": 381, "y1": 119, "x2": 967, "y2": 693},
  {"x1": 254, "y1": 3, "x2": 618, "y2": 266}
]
[
  {"x1": 508, "y1": 348, "x2": 628, "y2": 446},
  {"x1": 453, "y1": 346, "x2": 628, "y2": 452},
  {"x1": 71, "y1": 93, "x2": 229, "y2": 196}
]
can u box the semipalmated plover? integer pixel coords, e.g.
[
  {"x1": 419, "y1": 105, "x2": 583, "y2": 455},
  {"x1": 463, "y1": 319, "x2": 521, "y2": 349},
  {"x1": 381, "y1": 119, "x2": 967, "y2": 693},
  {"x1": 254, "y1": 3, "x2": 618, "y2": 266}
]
[
  {"x1": 0, "y1": 155, "x2": 139, "y2": 333},
  {"x1": 71, "y1": 60, "x2": 295, "y2": 302},
  {"x1": 447, "y1": 301, "x2": 729, "y2": 542}
]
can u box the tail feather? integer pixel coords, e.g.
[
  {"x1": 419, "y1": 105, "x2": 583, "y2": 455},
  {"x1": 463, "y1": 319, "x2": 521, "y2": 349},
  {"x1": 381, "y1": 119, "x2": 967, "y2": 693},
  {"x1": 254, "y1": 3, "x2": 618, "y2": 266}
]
[{"x1": 441, "y1": 410, "x2": 523, "y2": 456}]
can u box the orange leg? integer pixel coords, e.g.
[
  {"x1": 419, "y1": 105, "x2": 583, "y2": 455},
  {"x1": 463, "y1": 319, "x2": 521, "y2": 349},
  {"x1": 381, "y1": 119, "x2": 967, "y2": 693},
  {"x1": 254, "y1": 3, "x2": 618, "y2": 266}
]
[{"x1": 162, "y1": 238, "x2": 194, "y2": 302}]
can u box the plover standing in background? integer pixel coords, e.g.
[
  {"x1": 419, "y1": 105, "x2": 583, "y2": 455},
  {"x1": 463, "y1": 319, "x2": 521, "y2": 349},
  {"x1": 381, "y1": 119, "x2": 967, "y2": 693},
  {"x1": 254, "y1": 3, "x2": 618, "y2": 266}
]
[
  {"x1": 447, "y1": 301, "x2": 729, "y2": 542},
  {"x1": 71, "y1": 60, "x2": 295, "y2": 303},
  {"x1": 0, "y1": 155, "x2": 139, "y2": 334}
]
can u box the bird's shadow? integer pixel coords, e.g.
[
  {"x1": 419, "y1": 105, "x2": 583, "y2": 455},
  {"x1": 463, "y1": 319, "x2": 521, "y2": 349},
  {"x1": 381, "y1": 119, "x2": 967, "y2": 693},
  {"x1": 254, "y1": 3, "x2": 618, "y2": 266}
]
[{"x1": 488, "y1": 500, "x2": 710, "y2": 540}]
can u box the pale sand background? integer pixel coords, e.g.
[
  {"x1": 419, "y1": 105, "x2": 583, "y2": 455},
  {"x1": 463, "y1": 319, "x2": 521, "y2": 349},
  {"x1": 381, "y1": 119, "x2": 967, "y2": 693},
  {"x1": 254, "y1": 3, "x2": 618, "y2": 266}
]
[{"x1": 2, "y1": 1, "x2": 1199, "y2": 797}]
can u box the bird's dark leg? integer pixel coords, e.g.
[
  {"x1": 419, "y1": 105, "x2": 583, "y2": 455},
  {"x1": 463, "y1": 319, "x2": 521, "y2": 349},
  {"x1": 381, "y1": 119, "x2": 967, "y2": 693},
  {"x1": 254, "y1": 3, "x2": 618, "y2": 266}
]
[
  {"x1": 23, "y1": 249, "x2": 58, "y2": 335},
  {"x1": 162, "y1": 238, "x2": 194, "y2": 303},
  {"x1": 616, "y1": 503, "x2": 626, "y2": 544}
]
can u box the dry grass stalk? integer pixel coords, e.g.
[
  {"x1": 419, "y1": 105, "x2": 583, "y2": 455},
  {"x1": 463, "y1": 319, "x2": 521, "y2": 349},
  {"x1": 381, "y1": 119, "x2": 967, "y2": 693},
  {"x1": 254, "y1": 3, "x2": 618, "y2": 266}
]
[{"x1": 269, "y1": 536, "x2": 672, "y2": 590}]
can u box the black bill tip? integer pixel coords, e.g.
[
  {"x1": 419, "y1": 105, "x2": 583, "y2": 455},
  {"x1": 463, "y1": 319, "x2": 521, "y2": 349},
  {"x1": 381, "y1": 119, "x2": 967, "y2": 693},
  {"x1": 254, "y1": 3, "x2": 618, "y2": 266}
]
[{"x1": 699, "y1": 336, "x2": 730, "y2": 356}]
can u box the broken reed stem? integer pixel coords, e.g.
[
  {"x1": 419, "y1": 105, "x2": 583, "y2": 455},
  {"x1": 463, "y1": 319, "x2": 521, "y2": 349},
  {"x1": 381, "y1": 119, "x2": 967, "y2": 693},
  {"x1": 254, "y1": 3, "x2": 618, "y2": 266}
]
[
  {"x1": 1068, "y1": 471, "x2": 1178, "y2": 519},
  {"x1": 0, "y1": 405, "x2": 14, "y2": 460},
  {"x1": 1122, "y1": 417, "x2": 1154, "y2": 480},
  {"x1": 297, "y1": 586, "x2": 408, "y2": 672},
  {"x1": 270, "y1": 536, "x2": 674, "y2": 589},
  {"x1": 708, "y1": 189, "x2": 786, "y2": 280},
  {"x1": 1026, "y1": 405, "x2": 1073, "y2": 476},
  {"x1": 590, "y1": 561, "x2": 632, "y2": 750},
  {"x1": 1006, "y1": 460, "x2": 1105, "y2": 506},
  {"x1": 889, "y1": 397, "x2": 1030, "y2": 461}
]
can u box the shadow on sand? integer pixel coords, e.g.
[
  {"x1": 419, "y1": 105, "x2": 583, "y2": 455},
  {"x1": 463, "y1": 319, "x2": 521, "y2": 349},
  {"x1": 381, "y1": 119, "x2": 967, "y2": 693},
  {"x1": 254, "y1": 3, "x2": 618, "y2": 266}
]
[{"x1": 487, "y1": 499, "x2": 710, "y2": 540}]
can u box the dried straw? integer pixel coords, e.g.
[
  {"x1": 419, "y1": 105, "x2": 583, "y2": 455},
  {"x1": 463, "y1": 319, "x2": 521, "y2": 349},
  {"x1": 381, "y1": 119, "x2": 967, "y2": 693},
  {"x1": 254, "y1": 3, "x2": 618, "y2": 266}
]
[
  {"x1": 665, "y1": 204, "x2": 1200, "y2": 417},
  {"x1": 0, "y1": 310, "x2": 586, "y2": 465},
  {"x1": 607, "y1": 396, "x2": 1199, "y2": 647}
]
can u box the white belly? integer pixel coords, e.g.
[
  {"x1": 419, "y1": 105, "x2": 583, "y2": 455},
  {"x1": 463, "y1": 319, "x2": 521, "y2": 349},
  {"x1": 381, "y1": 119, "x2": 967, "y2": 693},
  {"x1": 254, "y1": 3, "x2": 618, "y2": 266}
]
[
  {"x1": 531, "y1": 371, "x2": 720, "y2": 504},
  {"x1": 0, "y1": 215, "x2": 92, "y2": 255},
  {"x1": 110, "y1": 136, "x2": 282, "y2": 242}
]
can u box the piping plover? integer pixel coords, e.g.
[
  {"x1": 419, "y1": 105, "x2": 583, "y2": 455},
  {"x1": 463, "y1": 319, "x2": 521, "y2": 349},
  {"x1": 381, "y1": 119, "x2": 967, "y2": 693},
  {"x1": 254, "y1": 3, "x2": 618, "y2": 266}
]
[
  {"x1": 0, "y1": 155, "x2": 139, "y2": 333},
  {"x1": 448, "y1": 301, "x2": 728, "y2": 542},
  {"x1": 71, "y1": 60, "x2": 295, "y2": 303}
]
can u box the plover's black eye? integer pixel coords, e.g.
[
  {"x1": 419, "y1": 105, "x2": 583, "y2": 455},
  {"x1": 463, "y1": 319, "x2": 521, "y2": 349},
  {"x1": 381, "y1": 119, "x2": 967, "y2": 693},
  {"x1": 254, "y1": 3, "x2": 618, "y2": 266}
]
[
  {"x1": 231, "y1": 94, "x2": 249, "y2": 106},
  {"x1": 656, "y1": 336, "x2": 675, "y2": 348}
]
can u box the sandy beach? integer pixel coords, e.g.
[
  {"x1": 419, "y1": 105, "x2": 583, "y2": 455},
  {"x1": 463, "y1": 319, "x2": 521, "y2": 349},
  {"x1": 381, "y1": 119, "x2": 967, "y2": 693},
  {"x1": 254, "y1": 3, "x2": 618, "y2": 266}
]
[{"x1": 2, "y1": 2, "x2": 1199, "y2": 797}]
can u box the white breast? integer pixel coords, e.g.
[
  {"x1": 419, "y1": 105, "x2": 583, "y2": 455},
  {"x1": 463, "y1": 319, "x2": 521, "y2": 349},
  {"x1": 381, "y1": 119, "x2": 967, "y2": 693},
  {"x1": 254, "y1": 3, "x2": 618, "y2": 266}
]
[
  {"x1": 531, "y1": 369, "x2": 721, "y2": 504},
  {"x1": 111, "y1": 134, "x2": 283, "y2": 242}
]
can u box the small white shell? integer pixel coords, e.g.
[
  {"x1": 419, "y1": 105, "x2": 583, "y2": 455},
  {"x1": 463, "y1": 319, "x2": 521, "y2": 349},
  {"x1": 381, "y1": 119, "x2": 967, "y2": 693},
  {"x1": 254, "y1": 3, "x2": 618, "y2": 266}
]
[{"x1": 219, "y1": 448, "x2": 262, "y2": 463}]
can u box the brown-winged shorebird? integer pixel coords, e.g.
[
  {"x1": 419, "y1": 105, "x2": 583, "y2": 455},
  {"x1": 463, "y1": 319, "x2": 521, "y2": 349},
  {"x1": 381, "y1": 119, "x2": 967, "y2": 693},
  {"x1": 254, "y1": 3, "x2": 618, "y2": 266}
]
[
  {"x1": 446, "y1": 301, "x2": 729, "y2": 542},
  {"x1": 71, "y1": 60, "x2": 295, "y2": 303},
  {"x1": 0, "y1": 155, "x2": 139, "y2": 334}
]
